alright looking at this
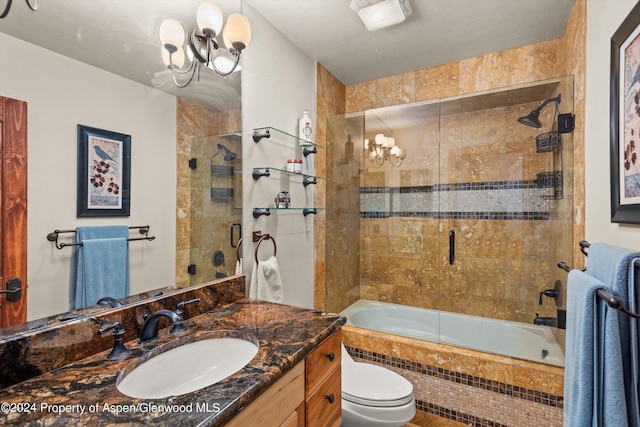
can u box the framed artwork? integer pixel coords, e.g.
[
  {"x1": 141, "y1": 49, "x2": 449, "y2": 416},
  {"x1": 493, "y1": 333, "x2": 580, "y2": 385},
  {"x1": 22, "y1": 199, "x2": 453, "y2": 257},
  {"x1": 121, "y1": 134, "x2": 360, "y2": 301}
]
[
  {"x1": 611, "y1": 2, "x2": 640, "y2": 224},
  {"x1": 77, "y1": 124, "x2": 131, "y2": 217}
]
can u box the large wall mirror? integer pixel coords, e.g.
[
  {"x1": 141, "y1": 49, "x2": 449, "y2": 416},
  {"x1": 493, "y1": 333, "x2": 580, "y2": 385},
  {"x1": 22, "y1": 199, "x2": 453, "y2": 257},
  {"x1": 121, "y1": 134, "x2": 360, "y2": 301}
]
[{"x1": 0, "y1": 1, "x2": 243, "y2": 332}]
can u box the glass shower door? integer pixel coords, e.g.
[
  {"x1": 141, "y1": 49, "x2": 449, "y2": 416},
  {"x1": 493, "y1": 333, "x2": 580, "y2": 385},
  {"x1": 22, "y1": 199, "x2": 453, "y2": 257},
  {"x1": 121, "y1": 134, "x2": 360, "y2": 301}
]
[
  {"x1": 437, "y1": 77, "x2": 574, "y2": 329},
  {"x1": 189, "y1": 133, "x2": 242, "y2": 286}
]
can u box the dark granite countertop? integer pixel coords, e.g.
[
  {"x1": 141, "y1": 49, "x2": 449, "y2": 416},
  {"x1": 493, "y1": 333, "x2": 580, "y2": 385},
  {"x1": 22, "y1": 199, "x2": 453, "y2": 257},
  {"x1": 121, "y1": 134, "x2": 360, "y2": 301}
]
[{"x1": 0, "y1": 299, "x2": 345, "y2": 426}]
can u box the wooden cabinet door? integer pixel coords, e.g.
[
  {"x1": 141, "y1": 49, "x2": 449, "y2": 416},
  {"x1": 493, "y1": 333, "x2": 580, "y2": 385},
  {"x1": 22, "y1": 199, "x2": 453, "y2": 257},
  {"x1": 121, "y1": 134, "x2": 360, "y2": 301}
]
[{"x1": 0, "y1": 96, "x2": 28, "y2": 327}]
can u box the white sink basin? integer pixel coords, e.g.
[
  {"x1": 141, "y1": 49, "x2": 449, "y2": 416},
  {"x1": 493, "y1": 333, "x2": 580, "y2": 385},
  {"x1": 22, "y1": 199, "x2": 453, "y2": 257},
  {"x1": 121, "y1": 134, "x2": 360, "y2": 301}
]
[{"x1": 117, "y1": 331, "x2": 259, "y2": 399}]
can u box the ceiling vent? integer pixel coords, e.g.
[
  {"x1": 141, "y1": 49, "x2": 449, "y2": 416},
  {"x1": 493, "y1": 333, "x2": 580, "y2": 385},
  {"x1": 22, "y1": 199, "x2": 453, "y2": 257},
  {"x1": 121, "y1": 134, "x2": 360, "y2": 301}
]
[{"x1": 350, "y1": 0, "x2": 412, "y2": 31}]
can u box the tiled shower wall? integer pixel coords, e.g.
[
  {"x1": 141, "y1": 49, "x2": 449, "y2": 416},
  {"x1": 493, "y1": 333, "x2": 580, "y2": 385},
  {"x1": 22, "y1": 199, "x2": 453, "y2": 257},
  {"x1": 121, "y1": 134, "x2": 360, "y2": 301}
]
[{"x1": 316, "y1": 0, "x2": 586, "y2": 316}]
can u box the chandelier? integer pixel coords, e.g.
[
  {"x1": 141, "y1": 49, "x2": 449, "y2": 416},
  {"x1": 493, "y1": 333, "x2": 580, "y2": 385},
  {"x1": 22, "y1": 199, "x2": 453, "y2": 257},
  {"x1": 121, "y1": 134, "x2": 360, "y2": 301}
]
[
  {"x1": 365, "y1": 133, "x2": 406, "y2": 167},
  {"x1": 159, "y1": 2, "x2": 251, "y2": 88}
]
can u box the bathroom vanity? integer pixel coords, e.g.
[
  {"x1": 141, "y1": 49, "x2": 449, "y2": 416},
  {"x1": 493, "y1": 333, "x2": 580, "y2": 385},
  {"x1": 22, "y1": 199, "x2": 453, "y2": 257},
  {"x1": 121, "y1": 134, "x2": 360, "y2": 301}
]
[{"x1": 0, "y1": 278, "x2": 345, "y2": 426}]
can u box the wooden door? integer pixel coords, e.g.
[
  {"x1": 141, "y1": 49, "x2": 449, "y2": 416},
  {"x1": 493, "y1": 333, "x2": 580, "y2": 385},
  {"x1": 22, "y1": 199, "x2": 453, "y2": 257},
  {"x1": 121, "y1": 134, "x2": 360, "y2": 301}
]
[{"x1": 0, "y1": 97, "x2": 28, "y2": 327}]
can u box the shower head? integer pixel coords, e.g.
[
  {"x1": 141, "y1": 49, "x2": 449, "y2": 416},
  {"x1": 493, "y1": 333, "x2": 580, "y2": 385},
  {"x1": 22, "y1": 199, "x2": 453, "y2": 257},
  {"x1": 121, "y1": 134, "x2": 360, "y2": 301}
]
[
  {"x1": 517, "y1": 94, "x2": 561, "y2": 128},
  {"x1": 217, "y1": 143, "x2": 237, "y2": 161}
]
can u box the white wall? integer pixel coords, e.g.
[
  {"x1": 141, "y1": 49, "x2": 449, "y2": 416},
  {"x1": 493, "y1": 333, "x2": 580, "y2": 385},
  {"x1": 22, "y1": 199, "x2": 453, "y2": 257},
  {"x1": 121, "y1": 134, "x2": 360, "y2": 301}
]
[
  {"x1": 241, "y1": 4, "x2": 316, "y2": 309},
  {"x1": 0, "y1": 33, "x2": 177, "y2": 320},
  {"x1": 585, "y1": 0, "x2": 640, "y2": 247}
]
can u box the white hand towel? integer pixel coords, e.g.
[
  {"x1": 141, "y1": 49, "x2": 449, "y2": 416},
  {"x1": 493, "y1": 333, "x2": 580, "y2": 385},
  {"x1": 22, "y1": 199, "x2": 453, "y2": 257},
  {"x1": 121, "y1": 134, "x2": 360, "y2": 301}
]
[
  {"x1": 235, "y1": 258, "x2": 243, "y2": 275},
  {"x1": 249, "y1": 256, "x2": 284, "y2": 303}
]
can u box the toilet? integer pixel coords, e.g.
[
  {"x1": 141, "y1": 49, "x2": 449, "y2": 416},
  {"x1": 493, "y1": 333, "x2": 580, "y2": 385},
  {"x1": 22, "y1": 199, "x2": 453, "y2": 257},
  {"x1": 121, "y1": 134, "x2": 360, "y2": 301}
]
[{"x1": 341, "y1": 344, "x2": 416, "y2": 427}]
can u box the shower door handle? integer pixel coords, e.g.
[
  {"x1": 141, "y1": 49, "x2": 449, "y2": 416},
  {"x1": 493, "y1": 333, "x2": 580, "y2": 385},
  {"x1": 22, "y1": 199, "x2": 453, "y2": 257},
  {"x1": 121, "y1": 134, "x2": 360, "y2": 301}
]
[
  {"x1": 231, "y1": 223, "x2": 242, "y2": 248},
  {"x1": 449, "y1": 230, "x2": 455, "y2": 265}
]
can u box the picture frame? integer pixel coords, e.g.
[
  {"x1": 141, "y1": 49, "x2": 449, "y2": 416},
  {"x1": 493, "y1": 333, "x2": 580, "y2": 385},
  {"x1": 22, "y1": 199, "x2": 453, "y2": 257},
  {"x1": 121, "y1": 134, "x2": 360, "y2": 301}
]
[
  {"x1": 611, "y1": 2, "x2": 640, "y2": 224},
  {"x1": 77, "y1": 124, "x2": 131, "y2": 217}
]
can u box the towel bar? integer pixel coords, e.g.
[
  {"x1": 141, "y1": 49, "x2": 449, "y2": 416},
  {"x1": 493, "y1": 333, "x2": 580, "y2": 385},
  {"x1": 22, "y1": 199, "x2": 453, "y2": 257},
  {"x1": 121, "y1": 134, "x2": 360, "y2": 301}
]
[
  {"x1": 252, "y1": 231, "x2": 276, "y2": 264},
  {"x1": 557, "y1": 240, "x2": 640, "y2": 318},
  {"x1": 47, "y1": 225, "x2": 155, "y2": 250}
]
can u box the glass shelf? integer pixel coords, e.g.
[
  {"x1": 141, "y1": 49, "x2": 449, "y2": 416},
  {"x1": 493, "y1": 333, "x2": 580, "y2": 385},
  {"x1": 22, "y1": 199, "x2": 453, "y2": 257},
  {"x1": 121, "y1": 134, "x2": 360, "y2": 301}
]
[
  {"x1": 252, "y1": 126, "x2": 325, "y2": 150},
  {"x1": 218, "y1": 131, "x2": 242, "y2": 138},
  {"x1": 252, "y1": 207, "x2": 324, "y2": 218},
  {"x1": 252, "y1": 167, "x2": 324, "y2": 186}
]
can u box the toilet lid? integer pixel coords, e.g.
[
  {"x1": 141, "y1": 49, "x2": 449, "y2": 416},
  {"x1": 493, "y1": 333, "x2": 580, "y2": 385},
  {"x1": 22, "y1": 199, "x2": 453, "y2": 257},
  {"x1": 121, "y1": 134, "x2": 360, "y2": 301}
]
[{"x1": 342, "y1": 361, "x2": 414, "y2": 407}]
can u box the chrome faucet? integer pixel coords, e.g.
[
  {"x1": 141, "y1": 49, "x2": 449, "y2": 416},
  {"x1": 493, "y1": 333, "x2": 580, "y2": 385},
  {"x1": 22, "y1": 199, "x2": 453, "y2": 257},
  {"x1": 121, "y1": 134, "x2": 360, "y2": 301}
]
[{"x1": 139, "y1": 309, "x2": 184, "y2": 344}]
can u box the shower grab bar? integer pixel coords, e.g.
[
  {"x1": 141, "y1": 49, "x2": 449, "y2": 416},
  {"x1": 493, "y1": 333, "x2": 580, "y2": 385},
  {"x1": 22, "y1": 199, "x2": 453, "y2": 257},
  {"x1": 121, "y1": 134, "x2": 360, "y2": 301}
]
[
  {"x1": 47, "y1": 225, "x2": 155, "y2": 249},
  {"x1": 449, "y1": 229, "x2": 455, "y2": 265},
  {"x1": 252, "y1": 231, "x2": 276, "y2": 264},
  {"x1": 558, "y1": 240, "x2": 640, "y2": 319}
]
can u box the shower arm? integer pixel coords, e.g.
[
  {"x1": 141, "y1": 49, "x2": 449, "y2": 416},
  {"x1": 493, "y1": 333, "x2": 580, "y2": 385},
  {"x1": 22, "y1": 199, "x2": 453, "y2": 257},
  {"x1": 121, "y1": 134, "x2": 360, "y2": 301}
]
[{"x1": 535, "y1": 95, "x2": 561, "y2": 114}]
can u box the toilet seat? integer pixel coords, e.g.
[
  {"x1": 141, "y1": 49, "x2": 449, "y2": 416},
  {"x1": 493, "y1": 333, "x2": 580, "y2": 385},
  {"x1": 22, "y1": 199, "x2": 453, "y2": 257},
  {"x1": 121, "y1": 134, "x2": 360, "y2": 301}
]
[{"x1": 342, "y1": 361, "x2": 414, "y2": 407}]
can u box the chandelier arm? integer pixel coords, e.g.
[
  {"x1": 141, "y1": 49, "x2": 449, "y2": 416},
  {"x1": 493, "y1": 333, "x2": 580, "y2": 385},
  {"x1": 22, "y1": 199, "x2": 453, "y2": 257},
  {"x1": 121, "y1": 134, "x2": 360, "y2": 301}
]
[
  {"x1": 209, "y1": 53, "x2": 241, "y2": 76},
  {"x1": 0, "y1": 0, "x2": 13, "y2": 19},
  {"x1": 25, "y1": 0, "x2": 38, "y2": 11},
  {"x1": 167, "y1": 53, "x2": 197, "y2": 75},
  {"x1": 171, "y1": 63, "x2": 199, "y2": 88}
]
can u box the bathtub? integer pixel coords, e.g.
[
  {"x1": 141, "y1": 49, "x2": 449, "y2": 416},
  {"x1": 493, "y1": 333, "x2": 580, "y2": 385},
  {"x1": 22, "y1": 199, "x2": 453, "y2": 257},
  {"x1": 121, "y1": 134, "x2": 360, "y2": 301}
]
[{"x1": 340, "y1": 299, "x2": 564, "y2": 367}]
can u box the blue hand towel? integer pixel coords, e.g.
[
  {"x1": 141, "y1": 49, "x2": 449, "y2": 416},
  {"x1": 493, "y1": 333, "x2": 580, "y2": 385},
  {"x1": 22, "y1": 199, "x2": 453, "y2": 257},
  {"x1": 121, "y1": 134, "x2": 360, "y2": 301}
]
[
  {"x1": 564, "y1": 270, "x2": 628, "y2": 427},
  {"x1": 586, "y1": 243, "x2": 640, "y2": 425},
  {"x1": 70, "y1": 226, "x2": 129, "y2": 309}
]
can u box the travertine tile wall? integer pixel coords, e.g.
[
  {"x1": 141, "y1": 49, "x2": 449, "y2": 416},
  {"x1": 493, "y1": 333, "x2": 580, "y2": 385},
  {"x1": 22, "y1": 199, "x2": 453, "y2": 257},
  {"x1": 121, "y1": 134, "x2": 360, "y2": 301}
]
[
  {"x1": 315, "y1": 1, "x2": 585, "y2": 425},
  {"x1": 316, "y1": 0, "x2": 586, "y2": 318},
  {"x1": 176, "y1": 98, "x2": 241, "y2": 288}
]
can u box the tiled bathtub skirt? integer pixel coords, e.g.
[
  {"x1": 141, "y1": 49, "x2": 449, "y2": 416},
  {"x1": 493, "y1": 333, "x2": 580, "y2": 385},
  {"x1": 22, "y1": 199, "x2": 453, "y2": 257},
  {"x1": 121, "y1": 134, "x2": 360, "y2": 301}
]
[{"x1": 346, "y1": 346, "x2": 563, "y2": 427}]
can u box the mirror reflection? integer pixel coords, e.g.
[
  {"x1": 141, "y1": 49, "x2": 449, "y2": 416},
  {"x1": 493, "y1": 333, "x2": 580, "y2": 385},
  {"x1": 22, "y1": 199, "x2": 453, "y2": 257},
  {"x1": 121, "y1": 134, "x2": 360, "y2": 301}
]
[{"x1": 0, "y1": 1, "x2": 243, "y2": 332}]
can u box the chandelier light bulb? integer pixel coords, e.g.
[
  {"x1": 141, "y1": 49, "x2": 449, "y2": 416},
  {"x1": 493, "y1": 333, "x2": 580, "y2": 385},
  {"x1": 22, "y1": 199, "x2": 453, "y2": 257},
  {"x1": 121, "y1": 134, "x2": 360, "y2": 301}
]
[
  {"x1": 374, "y1": 133, "x2": 385, "y2": 145},
  {"x1": 197, "y1": 2, "x2": 224, "y2": 37},
  {"x1": 386, "y1": 137, "x2": 396, "y2": 148},
  {"x1": 223, "y1": 13, "x2": 252, "y2": 53},
  {"x1": 159, "y1": 19, "x2": 185, "y2": 50},
  {"x1": 396, "y1": 148, "x2": 406, "y2": 159},
  {"x1": 389, "y1": 146, "x2": 399, "y2": 156}
]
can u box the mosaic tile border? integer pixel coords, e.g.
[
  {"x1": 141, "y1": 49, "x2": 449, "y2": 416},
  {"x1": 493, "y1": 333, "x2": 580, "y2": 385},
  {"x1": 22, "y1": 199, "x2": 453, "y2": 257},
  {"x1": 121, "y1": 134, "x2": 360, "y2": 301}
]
[
  {"x1": 346, "y1": 346, "x2": 563, "y2": 409},
  {"x1": 361, "y1": 211, "x2": 550, "y2": 220},
  {"x1": 417, "y1": 401, "x2": 510, "y2": 427},
  {"x1": 361, "y1": 179, "x2": 540, "y2": 194},
  {"x1": 360, "y1": 178, "x2": 552, "y2": 221}
]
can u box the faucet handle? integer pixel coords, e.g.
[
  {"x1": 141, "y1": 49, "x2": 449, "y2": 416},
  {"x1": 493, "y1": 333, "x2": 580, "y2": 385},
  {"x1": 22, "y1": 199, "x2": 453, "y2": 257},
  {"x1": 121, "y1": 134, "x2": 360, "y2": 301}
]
[
  {"x1": 176, "y1": 298, "x2": 200, "y2": 315},
  {"x1": 98, "y1": 322, "x2": 132, "y2": 360},
  {"x1": 538, "y1": 289, "x2": 558, "y2": 305}
]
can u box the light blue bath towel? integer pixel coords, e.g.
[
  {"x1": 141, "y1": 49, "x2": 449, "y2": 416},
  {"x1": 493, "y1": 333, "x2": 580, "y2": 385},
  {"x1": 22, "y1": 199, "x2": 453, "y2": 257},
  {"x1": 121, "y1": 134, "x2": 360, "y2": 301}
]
[
  {"x1": 564, "y1": 269, "x2": 627, "y2": 427},
  {"x1": 70, "y1": 226, "x2": 130, "y2": 309},
  {"x1": 586, "y1": 243, "x2": 640, "y2": 425}
]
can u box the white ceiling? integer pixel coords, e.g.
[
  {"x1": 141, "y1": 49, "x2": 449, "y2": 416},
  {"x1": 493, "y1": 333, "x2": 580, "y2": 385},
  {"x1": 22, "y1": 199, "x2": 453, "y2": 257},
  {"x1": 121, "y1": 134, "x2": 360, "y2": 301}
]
[{"x1": 0, "y1": 0, "x2": 576, "y2": 110}]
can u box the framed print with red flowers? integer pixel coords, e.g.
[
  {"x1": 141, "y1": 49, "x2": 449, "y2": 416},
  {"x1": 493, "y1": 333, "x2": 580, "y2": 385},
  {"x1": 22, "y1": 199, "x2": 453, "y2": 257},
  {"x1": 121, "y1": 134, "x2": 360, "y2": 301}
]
[
  {"x1": 611, "y1": 2, "x2": 640, "y2": 223},
  {"x1": 77, "y1": 124, "x2": 131, "y2": 217}
]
